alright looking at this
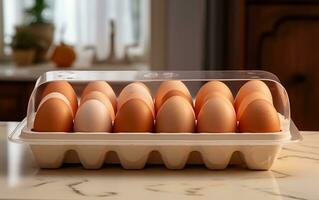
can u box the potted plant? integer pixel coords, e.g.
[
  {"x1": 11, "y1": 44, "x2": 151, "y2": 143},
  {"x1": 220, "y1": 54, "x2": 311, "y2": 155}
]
[
  {"x1": 16, "y1": 0, "x2": 54, "y2": 62},
  {"x1": 11, "y1": 30, "x2": 37, "y2": 66}
]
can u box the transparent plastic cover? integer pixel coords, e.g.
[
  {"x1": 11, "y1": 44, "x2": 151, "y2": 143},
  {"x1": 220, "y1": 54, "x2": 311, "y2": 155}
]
[{"x1": 26, "y1": 70, "x2": 290, "y2": 132}]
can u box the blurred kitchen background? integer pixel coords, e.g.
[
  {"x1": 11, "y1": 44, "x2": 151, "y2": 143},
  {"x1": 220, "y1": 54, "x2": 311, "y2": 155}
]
[{"x1": 0, "y1": 0, "x2": 317, "y2": 130}]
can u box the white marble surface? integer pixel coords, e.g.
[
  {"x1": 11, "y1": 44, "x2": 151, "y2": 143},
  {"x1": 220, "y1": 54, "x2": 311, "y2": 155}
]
[{"x1": 0, "y1": 122, "x2": 318, "y2": 200}]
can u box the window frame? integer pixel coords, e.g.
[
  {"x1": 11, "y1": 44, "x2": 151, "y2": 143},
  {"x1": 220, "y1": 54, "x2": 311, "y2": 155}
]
[
  {"x1": 0, "y1": 0, "x2": 161, "y2": 66},
  {"x1": 0, "y1": 0, "x2": 5, "y2": 60}
]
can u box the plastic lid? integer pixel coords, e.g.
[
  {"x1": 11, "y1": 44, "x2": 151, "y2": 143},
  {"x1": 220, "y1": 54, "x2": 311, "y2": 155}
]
[{"x1": 26, "y1": 70, "x2": 290, "y2": 132}]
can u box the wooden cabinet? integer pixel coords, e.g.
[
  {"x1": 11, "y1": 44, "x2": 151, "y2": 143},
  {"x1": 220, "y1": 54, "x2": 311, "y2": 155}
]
[
  {"x1": 226, "y1": 0, "x2": 319, "y2": 130},
  {"x1": 0, "y1": 82, "x2": 34, "y2": 121}
]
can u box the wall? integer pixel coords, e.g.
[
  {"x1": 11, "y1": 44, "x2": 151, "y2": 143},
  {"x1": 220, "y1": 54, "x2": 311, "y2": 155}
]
[{"x1": 166, "y1": 0, "x2": 206, "y2": 70}]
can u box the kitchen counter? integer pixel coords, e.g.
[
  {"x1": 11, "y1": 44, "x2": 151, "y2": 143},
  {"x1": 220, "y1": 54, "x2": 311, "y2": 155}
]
[{"x1": 0, "y1": 122, "x2": 318, "y2": 200}]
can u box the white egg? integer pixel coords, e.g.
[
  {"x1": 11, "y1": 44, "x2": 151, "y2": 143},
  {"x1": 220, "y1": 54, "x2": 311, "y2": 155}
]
[{"x1": 74, "y1": 99, "x2": 112, "y2": 132}]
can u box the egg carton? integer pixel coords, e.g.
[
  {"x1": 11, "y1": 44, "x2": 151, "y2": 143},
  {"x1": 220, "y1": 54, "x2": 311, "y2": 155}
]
[
  {"x1": 9, "y1": 70, "x2": 302, "y2": 170},
  {"x1": 9, "y1": 117, "x2": 301, "y2": 170}
]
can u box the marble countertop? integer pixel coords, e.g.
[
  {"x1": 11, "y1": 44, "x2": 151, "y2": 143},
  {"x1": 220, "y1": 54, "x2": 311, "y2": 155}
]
[{"x1": 0, "y1": 122, "x2": 318, "y2": 200}]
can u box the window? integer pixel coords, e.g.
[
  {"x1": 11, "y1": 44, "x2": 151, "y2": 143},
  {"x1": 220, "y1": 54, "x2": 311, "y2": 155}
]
[{"x1": 1, "y1": 0, "x2": 148, "y2": 62}]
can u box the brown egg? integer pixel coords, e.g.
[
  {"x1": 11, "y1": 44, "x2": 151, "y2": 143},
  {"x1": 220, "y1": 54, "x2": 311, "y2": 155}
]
[
  {"x1": 239, "y1": 99, "x2": 280, "y2": 133},
  {"x1": 155, "y1": 80, "x2": 193, "y2": 112},
  {"x1": 33, "y1": 98, "x2": 74, "y2": 132},
  {"x1": 155, "y1": 96, "x2": 195, "y2": 133},
  {"x1": 161, "y1": 90, "x2": 193, "y2": 107},
  {"x1": 81, "y1": 81, "x2": 117, "y2": 112},
  {"x1": 38, "y1": 92, "x2": 74, "y2": 116},
  {"x1": 202, "y1": 92, "x2": 233, "y2": 108},
  {"x1": 114, "y1": 99, "x2": 154, "y2": 132},
  {"x1": 236, "y1": 92, "x2": 273, "y2": 121},
  {"x1": 41, "y1": 81, "x2": 78, "y2": 116},
  {"x1": 235, "y1": 80, "x2": 273, "y2": 111},
  {"x1": 117, "y1": 82, "x2": 154, "y2": 116},
  {"x1": 80, "y1": 91, "x2": 115, "y2": 121},
  {"x1": 135, "y1": 82, "x2": 152, "y2": 95},
  {"x1": 74, "y1": 100, "x2": 112, "y2": 132},
  {"x1": 197, "y1": 96, "x2": 237, "y2": 133},
  {"x1": 195, "y1": 81, "x2": 234, "y2": 116}
]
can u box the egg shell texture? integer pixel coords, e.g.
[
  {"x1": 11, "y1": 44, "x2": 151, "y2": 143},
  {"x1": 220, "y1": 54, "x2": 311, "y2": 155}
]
[
  {"x1": 195, "y1": 81, "x2": 234, "y2": 116},
  {"x1": 197, "y1": 96, "x2": 237, "y2": 133},
  {"x1": 239, "y1": 99, "x2": 280, "y2": 133},
  {"x1": 114, "y1": 98, "x2": 154, "y2": 132},
  {"x1": 155, "y1": 80, "x2": 193, "y2": 112},
  {"x1": 161, "y1": 90, "x2": 193, "y2": 108},
  {"x1": 74, "y1": 99, "x2": 112, "y2": 132},
  {"x1": 117, "y1": 82, "x2": 154, "y2": 117},
  {"x1": 156, "y1": 96, "x2": 195, "y2": 133},
  {"x1": 41, "y1": 81, "x2": 78, "y2": 116},
  {"x1": 38, "y1": 92, "x2": 74, "y2": 117},
  {"x1": 81, "y1": 81, "x2": 117, "y2": 112},
  {"x1": 33, "y1": 98, "x2": 74, "y2": 132},
  {"x1": 80, "y1": 91, "x2": 115, "y2": 121},
  {"x1": 236, "y1": 91, "x2": 273, "y2": 121},
  {"x1": 235, "y1": 80, "x2": 273, "y2": 111}
]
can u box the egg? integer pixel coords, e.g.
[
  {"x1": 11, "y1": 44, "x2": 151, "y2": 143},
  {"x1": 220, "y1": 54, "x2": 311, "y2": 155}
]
[
  {"x1": 236, "y1": 91, "x2": 273, "y2": 121},
  {"x1": 135, "y1": 82, "x2": 152, "y2": 94},
  {"x1": 33, "y1": 98, "x2": 74, "y2": 132},
  {"x1": 235, "y1": 80, "x2": 273, "y2": 111},
  {"x1": 197, "y1": 96, "x2": 236, "y2": 133},
  {"x1": 161, "y1": 90, "x2": 193, "y2": 108},
  {"x1": 155, "y1": 80, "x2": 193, "y2": 111},
  {"x1": 195, "y1": 81, "x2": 234, "y2": 116},
  {"x1": 81, "y1": 81, "x2": 117, "y2": 112},
  {"x1": 80, "y1": 91, "x2": 115, "y2": 121},
  {"x1": 38, "y1": 92, "x2": 74, "y2": 116},
  {"x1": 239, "y1": 99, "x2": 280, "y2": 133},
  {"x1": 202, "y1": 92, "x2": 231, "y2": 107},
  {"x1": 117, "y1": 82, "x2": 154, "y2": 116},
  {"x1": 114, "y1": 99, "x2": 154, "y2": 132},
  {"x1": 74, "y1": 99, "x2": 112, "y2": 132},
  {"x1": 41, "y1": 81, "x2": 78, "y2": 116},
  {"x1": 155, "y1": 96, "x2": 195, "y2": 133}
]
